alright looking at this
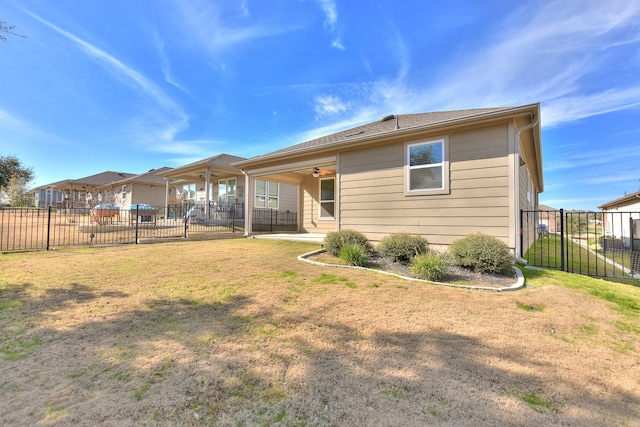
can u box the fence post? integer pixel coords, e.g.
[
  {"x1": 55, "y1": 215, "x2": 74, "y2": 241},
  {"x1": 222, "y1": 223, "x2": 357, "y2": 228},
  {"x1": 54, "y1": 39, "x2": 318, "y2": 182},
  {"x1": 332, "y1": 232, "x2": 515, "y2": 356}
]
[
  {"x1": 46, "y1": 205, "x2": 52, "y2": 251},
  {"x1": 184, "y1": 205, "x2": 188, "y2": 238},
  {"x1": 231, "y1": 203, "x2": 236, "y2": 233},
  {"x1": 559, "y1": 208, "x2": 565, "y2": 272},
  {"x1": 270, "y1": 208, "x2": 274, "y2": 232},
  {"x1": 519, "y1": 209, "x2": 524, "y2": 258},
  {"x1": 135, "y1": 205, "x2": 139, "y2": 244}
]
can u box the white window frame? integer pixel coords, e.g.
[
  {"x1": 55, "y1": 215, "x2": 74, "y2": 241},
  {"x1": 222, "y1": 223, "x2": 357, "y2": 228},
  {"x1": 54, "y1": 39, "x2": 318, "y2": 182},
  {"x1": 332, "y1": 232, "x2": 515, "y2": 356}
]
[
  {"x1": 254, "y1": 180, "x2": 279, "y2": 209},
  {"x1": 218, "y1": 178, "x2": 237, "y2": 204},
  {"x1": 319, "y1": 177, "x2": 335, "y2": 219},
  {"x1": 405, "y1": 137, "x2": 449, "y2": 196}
]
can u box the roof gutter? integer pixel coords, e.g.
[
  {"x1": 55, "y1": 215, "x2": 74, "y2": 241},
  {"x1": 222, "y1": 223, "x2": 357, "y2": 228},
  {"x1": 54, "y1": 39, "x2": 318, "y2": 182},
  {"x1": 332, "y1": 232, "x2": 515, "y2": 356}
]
[
  {"x1": 233, "y1": 104, "x2": 540, "y2": 167},
  {"x1": 514, "y1": 112, "x2": 539, "y2": 136}
]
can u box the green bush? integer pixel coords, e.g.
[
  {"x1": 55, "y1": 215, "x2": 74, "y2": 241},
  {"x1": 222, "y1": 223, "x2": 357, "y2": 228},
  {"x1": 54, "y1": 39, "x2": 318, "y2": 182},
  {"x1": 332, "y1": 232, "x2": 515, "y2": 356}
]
[
  {"x1": 339, "y1": 243, "x2": 370, "y2": 267},
  {"x1": 377, "y1": 232, "x2": 428, "y2": 263},
  {"x1": 449, "y1": 233, "x2": 513, "y2": 273},
  {"x1": 324, "y1": 229, "x2": 371, "y2": 256},
  {"x1": 411, "y1": 252, "x2": 451, "y2": 281}
]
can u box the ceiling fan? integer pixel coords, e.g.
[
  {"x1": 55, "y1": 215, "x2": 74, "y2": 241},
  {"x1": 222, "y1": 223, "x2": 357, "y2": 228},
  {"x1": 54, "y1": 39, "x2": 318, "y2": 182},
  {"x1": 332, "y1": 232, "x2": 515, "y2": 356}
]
[{"x1": 312, "y1": 167, "x2": 331, "y2": 177}]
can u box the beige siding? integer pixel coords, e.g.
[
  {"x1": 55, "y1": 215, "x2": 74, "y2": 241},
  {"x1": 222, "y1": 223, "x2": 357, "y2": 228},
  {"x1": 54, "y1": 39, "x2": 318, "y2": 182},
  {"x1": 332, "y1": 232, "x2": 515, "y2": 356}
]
[
  {"x1": 131, "y1": 184, "x2": 167, "y2": 208},
  {"x1": 278, "y1": 183, "x2": 298, "y2": 212},
  {"x1": 339, "y1": 124, "x2": 510, "y2": 247},
  {"x1": 300, "y1": 175, "x2": 336, "y2": 233}
]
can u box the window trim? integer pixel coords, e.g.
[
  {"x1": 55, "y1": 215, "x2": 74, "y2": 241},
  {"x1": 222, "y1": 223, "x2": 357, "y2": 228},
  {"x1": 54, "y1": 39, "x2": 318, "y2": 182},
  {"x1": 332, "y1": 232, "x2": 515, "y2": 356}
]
[
  {"x1": 404, "y1": 136, "x2": 450, "y2": 196},
  {"x1": 319, "y1": 177, "x2": 335, "y2": 219},
  {"x1": 218, "y1": 178, "x2": 237, "y2": 204},
  {"x1": 254, "y1": 179, "x2": 279, "y2": 209}
]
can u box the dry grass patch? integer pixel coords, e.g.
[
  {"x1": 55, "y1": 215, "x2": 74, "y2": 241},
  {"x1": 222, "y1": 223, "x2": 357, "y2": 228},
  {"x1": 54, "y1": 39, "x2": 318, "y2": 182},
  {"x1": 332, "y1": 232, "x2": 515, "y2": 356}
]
[{"x1": 1, "y1": 239, "x2": 639, "y2": 426}]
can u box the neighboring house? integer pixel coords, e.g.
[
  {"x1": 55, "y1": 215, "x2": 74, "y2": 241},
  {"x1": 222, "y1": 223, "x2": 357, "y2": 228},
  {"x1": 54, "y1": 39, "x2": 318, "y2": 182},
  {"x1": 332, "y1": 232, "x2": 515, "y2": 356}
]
[
  {"x1": 538, "y1": 204, "x2": 559, "y2": 232},
  {"x1": 234, "y1": 103, "x2": 543, "y2": 257},
  {"x1": 97, "y1": 167, "x2": 175, "y2": 209},
  {"x1": 598, "y1": 190, "x2": 640, "y2": 251},
  {"x1": 32, "y1": 180, "x2": 67, "y2": 208},
  {"x1": 158, "y1": 153, "x2": 298, "y2": 222},
  {"x1": 50, "y1": 171, "x2": 136, "y2": 208}
]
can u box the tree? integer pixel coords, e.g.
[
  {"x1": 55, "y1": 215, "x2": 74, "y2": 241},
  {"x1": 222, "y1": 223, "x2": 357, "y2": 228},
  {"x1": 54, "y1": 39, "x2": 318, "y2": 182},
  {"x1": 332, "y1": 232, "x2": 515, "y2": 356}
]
[
  {"x1": 5, "y1": 174, "x2": 32, "y2": 207},
  {"x1": 565, "y1": 210, "x2": 592, "y2": 235},
  {"x1": 1, "y1": 21, "x2": 25, "y2": 42},
  {"x1": 0, "y1": 155, "x2": 33, "y2": 190}
]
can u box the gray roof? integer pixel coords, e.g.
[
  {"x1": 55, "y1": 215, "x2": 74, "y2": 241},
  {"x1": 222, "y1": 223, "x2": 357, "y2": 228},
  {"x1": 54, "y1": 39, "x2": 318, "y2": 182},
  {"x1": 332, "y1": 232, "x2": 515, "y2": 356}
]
[
  {"x1": 598, "y1": 190, "x2": 640, "y2": 209},
  {"x1": 173, "y1": 153, "x2": 247, "y2": 170},
  {"x1": 51, "y1": 171, "x2": 137, "y2": 190},
  {"x1": 104, "y1": 167, "x2": 173, "y2": 187},
  {"x1": 236, "y1": 106, "x2": 521, "y2": 164}
]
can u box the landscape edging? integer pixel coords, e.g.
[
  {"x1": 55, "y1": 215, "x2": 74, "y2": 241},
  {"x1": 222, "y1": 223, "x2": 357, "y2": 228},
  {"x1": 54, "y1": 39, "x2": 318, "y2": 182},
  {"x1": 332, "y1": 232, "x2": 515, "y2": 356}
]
[{"x1": 298, "y1": 249, "x2": 525, "y2": 292}]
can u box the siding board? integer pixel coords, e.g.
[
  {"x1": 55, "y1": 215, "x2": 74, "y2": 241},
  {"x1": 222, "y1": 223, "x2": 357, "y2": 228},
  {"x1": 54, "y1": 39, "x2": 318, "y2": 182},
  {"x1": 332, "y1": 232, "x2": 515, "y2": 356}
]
[{"x1": 338, "y1": 123, "x2": 510, "y2": 244}]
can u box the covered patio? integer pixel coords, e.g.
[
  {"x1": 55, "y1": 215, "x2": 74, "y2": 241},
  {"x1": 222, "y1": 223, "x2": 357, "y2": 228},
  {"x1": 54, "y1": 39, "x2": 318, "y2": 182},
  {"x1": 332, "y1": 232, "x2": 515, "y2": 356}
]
[{"x1": 158, "y1": 154, "x2": 247, "y2": 222}]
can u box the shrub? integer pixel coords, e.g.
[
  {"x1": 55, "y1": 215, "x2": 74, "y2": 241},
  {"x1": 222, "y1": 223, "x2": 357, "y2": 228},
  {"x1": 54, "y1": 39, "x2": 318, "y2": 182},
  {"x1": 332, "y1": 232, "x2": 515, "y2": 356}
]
[
  {"x1": 411, "y1": 252, "x2": 451, "y2": 281},
  {"x1": 449, "y1": 233, "x2": 513, "y2": 273},
  {"x1": 377, "y1": 232, "x2": 428, "y2": 263},
  {"x1": 324, "y1": 229, "x2": 371, "y2": 256},
  {"x1": 339, "y1": 243, "x2": 370, "y2": 267}
]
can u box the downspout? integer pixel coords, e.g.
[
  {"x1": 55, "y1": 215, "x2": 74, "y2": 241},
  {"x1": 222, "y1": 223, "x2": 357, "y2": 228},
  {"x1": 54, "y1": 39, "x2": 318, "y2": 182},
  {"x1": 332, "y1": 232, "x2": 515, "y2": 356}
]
[
  {"x1": 514, "y1": 113, "x2": 539, "y2": 261},
  {"x1": 240, "y1": 169, "x2": 252, "y2": 237}
]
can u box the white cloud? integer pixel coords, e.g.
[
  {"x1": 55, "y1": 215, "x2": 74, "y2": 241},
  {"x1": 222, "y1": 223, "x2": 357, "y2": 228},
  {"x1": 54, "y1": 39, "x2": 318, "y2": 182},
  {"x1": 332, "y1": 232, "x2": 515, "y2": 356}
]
[
  {"x1": 316, "y1": 0, "x2": 344, "y2": 50},
  {"x1": 26, "y1": 11, "x2": 183, "y2": 114},
  {"x1": 423, "y1": 0, "x2": 640, "y2": 121},
  {"x1": 314, "y1": 95, "x2": 350, "y2": 118},
  {"x1": 0, "y1": 109, "x2": 67, "y2": 144},
  {"x1": 294, "y1": 1, "x2": 640, "y2": 149},
  {"x1": 0, "y1": 109, "x2": 25, "y2": 129},
  {"x1": 545, "y1": 145, "x2": 640, "y2": 172},
  {"x1": 318, "y1": 0, "x2": 338, "y2": 30},
  {"x1": 21, "y1": 11, "x2": 225, "y2": 157},
  {"x1": 542, "y1": 89, "x2": 640, "y2": 127},
  {"x1": 582, "y1": 172, "x2": 640, "y2": 185},
  {"x1": 172, "y1": 1, "x2": 301, "y2": 55},
  {"x1": 153, "y1": 33, "x2": 190, "y2": 95},
  {"x1": 539, "y1": 197, "x2": 606, "y2": 206}
]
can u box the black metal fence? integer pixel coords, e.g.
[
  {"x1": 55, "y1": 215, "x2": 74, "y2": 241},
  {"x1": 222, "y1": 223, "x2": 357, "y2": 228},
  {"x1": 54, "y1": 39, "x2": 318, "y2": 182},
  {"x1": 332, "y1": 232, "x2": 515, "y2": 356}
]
[
  {"x1": 521, "y1": 209, "x2": 640, "y2": 284},
  {"x1": 252, "y1": 209, "x2": 297, "y2": 232},
  {"x1": 0, "y1": 203, "x2": 297, "y2": 252}
]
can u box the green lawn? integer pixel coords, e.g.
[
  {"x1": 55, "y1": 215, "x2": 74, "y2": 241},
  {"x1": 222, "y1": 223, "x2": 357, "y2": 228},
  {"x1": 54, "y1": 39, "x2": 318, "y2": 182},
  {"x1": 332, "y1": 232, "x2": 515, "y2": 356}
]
[
  {"x1": 1, "y1": 239, "x2": 640, "y2": 425},
  {"x1": 524, "y1": 235, "x2": 638, "y2": 284}
]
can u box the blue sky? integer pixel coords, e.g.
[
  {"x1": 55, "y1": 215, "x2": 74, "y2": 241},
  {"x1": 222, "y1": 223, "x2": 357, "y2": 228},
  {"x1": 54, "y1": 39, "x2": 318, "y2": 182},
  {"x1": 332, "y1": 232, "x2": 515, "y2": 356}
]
[{"x1": 1, "y1": 0, "x2": 639, "y2": 210}]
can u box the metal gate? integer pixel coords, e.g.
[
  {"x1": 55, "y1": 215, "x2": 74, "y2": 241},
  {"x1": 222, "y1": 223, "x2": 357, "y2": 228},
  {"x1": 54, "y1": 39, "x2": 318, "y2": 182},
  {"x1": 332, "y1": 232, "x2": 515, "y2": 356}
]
[{"x1": 521, "y1": 209, "x2": 640, "y2": 284}]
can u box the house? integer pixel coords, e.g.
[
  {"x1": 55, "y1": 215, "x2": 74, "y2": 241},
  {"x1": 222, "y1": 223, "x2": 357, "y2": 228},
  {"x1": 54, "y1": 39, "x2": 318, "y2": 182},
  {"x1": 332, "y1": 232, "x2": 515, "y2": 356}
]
[
  {"x1": 96, "y1": 167, "x2": 175, "y2": 209},
  {"x1": 234, "y1": 103, "x2": 543, "y2": 258},
  {"x1": 50, "y1": 171, "x2": 136, "y2": 208},
  {"x1": 158, "y1": 153, "x2": 298, "y2": 228},
  {"x1": 538, "y1": 204, "x2": 559, "y2": 233},
  {"x1": 32, "y1": 180, "x2": 67, "y2": 208},
  {"x1": 598, "y1": 190, "x2": 640, "y2": 251}
]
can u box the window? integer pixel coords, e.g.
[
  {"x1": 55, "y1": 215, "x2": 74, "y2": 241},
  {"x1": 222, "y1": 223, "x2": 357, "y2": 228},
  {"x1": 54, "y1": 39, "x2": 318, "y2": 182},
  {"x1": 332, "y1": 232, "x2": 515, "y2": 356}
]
[
  {"x1": 255, "y1": 180, "x2": 279, "y2": 209},
  {"x1": 319, "y1": 177, "x2": 335, "y2": 218},
  {"x1": 218, "y1": 178, "x2": 236, "y2": 204},
  {"x1": 406, "y1": 138, "x2": 448, "y2": 194}
]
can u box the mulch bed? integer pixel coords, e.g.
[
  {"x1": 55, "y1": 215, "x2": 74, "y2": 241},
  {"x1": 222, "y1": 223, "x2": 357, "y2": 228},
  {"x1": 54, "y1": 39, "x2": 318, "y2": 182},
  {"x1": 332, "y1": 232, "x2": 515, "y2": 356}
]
[{"x1": 309, "y1": 251, "x2": 517, "y2": 288}]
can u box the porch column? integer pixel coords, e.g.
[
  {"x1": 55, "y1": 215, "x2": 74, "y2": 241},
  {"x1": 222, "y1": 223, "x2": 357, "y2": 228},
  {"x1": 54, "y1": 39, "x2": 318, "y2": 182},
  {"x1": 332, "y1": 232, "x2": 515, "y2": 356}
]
[
  {"x1": 243, "y1": 171, "x2": 253, "y2": 237},
  {"x1": 204, "y1": 167, "x2": 211, "y2": 219},
  {"x1": 164, "y1": 178, "x2": 170, "y2": 212}
]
